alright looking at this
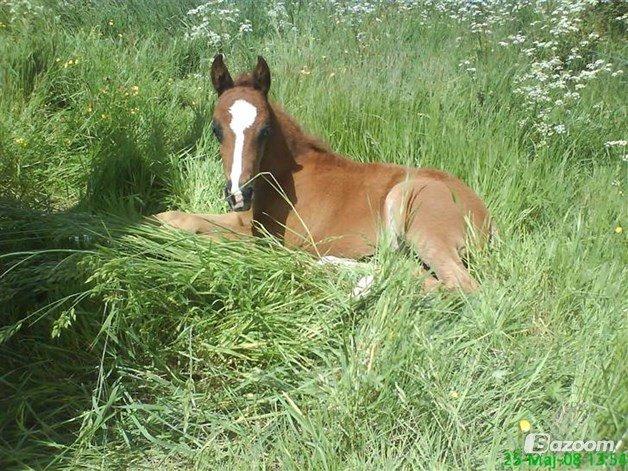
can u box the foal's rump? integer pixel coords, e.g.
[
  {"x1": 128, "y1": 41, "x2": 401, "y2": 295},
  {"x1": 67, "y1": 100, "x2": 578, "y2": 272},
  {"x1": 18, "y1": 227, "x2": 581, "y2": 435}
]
[
  {"x1": 383, "y1": 169, "x2": 491, "y2": 291},
  {"x1": 389, "y1": 168, "x2": 492, "y2": 247}
]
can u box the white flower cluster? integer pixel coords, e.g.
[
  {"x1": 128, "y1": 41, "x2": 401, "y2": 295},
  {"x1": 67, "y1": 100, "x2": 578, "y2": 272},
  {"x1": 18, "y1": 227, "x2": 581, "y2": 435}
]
[
  {"x1": 326, "y1": 0, "x2": 419, "y2": 33},
  {"x1": 185, "y1": 0, "x2": 252, "y2": 45},
  {"x1": 181, "y1": 0, "x2": 621, "y2": 151},
  {"x1": 499, "y1": 33, "x2": 526, "y2": 47},
  {"x1": 437, "y1": 0, "x2": 521, "y2": 36},
  {"x1": 185, "y1": 0, "x2": 298, "y2": 44},
  {"x1": 1, "y1": 0, "x2": 44, "y2": 22},
  {"x1": 267, "y1": 1, "x2": 296, "y2": 33},
  {"x1": 332, "y1": 0, "x2": 621, "y2": 148},
  {"x1": 506, "y1": 0, "x2": 619, "y2": 144},
  {"x1": 458, "y1": 59, "x2": 477, "y2": 75},
  {"x1": 605, "y1": 140, "x2": 628, "y2": 162},
  {"x1": 605, "y1": 140, "x2": 627, "y2": 148},
  {"x1": 513, "y1": 54, "x2": 615, "y2": 141},
  {"x1": 327, "y1": 0, "x2": 377, "y2": 27},
  {"x1": 433, "y1": 0, "x2": 619, "y2": 145}
]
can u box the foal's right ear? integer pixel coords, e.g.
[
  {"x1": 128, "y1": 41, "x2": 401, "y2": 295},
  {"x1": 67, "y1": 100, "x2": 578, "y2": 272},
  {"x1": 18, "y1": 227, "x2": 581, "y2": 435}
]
[
  {"x1": 252, "y1": 56, "x2": 271, "y2": 96},
  {"x1": 210, "y1": 54, "x2": 234, "y2": 96}
]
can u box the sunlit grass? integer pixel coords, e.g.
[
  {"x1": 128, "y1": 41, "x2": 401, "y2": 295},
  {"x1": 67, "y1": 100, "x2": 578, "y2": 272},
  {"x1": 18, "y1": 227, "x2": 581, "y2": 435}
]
[{"x1": 0, "y1": 0, "x2": 626, "y2": 468}]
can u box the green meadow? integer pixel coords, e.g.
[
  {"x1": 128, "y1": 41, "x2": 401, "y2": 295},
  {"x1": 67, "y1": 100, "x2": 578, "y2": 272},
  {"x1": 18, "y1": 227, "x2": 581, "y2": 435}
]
[{"x1": 1, "y1": 0, "x2": 626, "y2": 468}]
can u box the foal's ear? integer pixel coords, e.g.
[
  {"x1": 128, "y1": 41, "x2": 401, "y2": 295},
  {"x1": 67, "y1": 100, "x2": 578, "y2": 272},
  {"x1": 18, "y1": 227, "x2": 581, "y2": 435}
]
[
  {"x1": 210, "y1": 54, "x2": 234, "y2": 96},
  {"x1": 252, "y1": 56, "x2": 271, "y2": 96}
]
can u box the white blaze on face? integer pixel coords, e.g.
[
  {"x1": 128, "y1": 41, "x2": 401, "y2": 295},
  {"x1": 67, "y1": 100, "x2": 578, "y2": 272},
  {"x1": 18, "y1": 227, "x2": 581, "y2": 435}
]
[{"x1": 228, "y1": 99, "x2": 258, "y2": 206}]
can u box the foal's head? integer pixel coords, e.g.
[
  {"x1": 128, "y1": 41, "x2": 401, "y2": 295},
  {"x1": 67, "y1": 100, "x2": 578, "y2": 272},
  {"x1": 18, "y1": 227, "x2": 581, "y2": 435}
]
[{"x1": 210, "y1": 54, "x2": 273, "y2": 211}]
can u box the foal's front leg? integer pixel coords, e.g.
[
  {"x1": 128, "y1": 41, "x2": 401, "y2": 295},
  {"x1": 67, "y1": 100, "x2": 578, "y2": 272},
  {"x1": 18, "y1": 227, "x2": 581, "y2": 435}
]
[{"x1": 152, "y1": 210, "x2": 253, "y2": 240}]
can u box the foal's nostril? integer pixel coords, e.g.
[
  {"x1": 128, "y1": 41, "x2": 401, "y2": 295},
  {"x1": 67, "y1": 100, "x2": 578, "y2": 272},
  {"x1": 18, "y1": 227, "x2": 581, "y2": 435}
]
[
  {"x1": 241, "y1": 185, "x2": 254, "y2": 201},
  {"x1": 224, "y1": 181, "x2": 253, "y2": 211}
]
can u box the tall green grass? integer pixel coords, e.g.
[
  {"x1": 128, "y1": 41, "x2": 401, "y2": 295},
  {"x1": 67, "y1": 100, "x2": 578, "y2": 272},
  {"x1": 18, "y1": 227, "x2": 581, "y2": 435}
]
[{"x1": 1, "y1": 1, "x2": 626, "y2": 468}]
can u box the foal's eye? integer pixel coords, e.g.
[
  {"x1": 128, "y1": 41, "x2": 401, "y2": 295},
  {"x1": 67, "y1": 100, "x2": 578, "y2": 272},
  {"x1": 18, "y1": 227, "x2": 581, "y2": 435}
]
[
  {"x1": 258, "y1": 125, "x2": 271, "y2": 140},
  {"x1": 211, "y1": 121, "x2": 223, "y2": 142}
]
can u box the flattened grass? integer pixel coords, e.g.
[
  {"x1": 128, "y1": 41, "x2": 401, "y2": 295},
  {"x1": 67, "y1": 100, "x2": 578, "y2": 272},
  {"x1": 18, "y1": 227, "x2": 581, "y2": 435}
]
[{"x1": 0, "y1": 1, "x2": 626, "y2": 468}]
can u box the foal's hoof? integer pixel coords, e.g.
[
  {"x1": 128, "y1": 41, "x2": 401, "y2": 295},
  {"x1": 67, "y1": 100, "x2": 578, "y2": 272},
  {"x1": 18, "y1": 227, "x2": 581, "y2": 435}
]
[
  {"x1": 422, "y1": 277, "x2": 442, "y2": 292},
  {"x1": 351, "y1": 274, "x2": 375, "y2": 299},
  {"x1": 461, "y1": 277, "x2": 480, "y2": 293},
  {"x1": 446, "y1": 275, "x2": 480, "y2": 293}
]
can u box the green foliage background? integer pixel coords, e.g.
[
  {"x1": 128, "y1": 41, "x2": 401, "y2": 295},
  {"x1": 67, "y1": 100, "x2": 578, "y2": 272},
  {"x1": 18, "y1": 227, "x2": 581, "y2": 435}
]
[{"x1": 0, "y1": 0, "x2": 626, "y2": 468}]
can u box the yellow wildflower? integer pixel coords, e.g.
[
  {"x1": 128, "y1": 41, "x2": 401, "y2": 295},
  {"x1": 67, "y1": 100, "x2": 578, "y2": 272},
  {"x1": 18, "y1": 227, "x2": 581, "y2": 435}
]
[
  {"x1": 449, "y1": 390, "x2": 459, "y2": 399},
  {"x1": 14, "y1": 137, "x2": 27, "y2": 147},
  {"x1": 130, "y1": 85, "x2": 139, "y2": 95},
  {"x1": 615, "y1": 226, "x2": 623, "y2": 234},
  {"x1": 519, "y1": 419, "x2": 531, "y2": 432}
]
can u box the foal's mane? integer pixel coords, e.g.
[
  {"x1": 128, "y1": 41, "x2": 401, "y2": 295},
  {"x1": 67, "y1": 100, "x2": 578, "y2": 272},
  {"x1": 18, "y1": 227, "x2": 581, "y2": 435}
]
[
  {"x1": 234, "y1": 73, "x2": 331, "y2": 156},
  {"x1": 270, "y1": 103, "x2": 331, "y2": 155}
]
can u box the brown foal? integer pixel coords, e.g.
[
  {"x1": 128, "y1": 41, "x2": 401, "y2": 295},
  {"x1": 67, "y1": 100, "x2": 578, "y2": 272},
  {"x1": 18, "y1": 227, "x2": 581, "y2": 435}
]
[{"x1": 154, "y1": 55, "x2": 492, "y2": 292}]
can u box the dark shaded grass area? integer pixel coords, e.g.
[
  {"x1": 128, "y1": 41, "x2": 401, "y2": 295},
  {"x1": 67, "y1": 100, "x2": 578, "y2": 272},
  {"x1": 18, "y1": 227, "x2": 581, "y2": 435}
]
[{"x1": 0, "y1": 0, "x2": 626, "y2": 468}]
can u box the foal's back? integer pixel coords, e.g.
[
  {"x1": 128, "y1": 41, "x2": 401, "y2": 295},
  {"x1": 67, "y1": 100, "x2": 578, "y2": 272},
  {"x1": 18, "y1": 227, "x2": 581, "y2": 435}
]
[{"x1": 255, "y1": 148, "x2": 491, "y2": 266}]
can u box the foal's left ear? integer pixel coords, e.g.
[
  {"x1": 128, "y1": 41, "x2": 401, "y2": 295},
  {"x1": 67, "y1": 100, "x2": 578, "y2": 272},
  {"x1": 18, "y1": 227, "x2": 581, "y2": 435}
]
[{"x1": 252, "y1": 56, "x2": 271, "y2": 96}]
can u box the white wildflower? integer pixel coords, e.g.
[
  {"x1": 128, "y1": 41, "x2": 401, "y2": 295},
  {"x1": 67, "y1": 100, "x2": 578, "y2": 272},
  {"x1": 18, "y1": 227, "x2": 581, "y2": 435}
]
[{"x1": 605, "y1": 140, "x2": 627, "y2": 148}]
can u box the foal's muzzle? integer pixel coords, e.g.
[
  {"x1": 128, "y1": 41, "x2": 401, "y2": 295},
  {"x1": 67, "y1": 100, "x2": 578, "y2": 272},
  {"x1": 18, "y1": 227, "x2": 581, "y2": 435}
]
[{"x1": 224, "y1": 182, "x2": 253, "y2": 212}]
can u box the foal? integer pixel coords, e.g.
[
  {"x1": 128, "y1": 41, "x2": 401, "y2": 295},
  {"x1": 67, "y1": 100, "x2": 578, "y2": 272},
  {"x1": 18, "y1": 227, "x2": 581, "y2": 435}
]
[{"x1": 155, "y1": 55, "x2": 492, "y2": 292}]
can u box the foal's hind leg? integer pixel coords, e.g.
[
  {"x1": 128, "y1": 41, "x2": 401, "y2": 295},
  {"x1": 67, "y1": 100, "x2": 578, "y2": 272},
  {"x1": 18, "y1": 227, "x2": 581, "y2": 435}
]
[
  {"x1": 385, "y1": 181, "x2": 479, "y2": 293},
  {"x1": 385, "y1": 184, "x2": 442, "y2": 292},
  {"x1": 152, "y1": 210, "x2": 253, "y2": 240},
  {"x1": 409, "y1": 233, "x2": 479, "y2": 292}
]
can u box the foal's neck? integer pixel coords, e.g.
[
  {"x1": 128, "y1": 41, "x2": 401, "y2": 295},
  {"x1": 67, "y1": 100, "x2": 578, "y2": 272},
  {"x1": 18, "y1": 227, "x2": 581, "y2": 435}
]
[{"x1": 261, "y1": 103, "x2": 330, "y2": 175}]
